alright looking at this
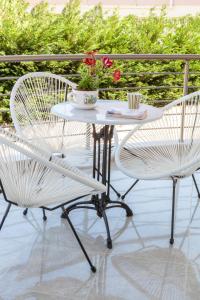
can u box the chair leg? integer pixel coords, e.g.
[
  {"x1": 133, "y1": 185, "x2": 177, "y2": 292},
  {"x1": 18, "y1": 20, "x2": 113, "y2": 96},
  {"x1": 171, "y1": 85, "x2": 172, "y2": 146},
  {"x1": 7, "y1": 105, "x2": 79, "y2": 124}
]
[
  {"x1": 121, "y1": 179, "x2": 139, "y2": 200},
  {"x1": 23, "y1": 208, "x2": 48, "y2": 221},
  {"x1": 170, "y1": 178, "x2": 177, "y2": 245},
  {"x1": 192, "y1": 174, "x2": 200, "y2": 198},
  {"x1": 0, "y1": 203, "x2": 11, "y2": 231},
  {"x1": 64, "y1": 213, "x2": 96, "y2": 273},
  {"x1": 42, "y1": 208, "x2": 47, "y2": 221},
  {"x1": 108, "y1": 182, "x2": 121, "y2": 198}
]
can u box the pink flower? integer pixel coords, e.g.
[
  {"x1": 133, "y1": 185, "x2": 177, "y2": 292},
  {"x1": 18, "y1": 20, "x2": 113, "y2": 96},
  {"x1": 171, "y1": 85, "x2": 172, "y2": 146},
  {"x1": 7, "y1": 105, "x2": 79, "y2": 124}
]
[
  {"x1": 113, "y1": 69, "x2": 121, "y2": 81},
  {"x1": 102, "y1": 56, "x2": 113, "y2": 68}
]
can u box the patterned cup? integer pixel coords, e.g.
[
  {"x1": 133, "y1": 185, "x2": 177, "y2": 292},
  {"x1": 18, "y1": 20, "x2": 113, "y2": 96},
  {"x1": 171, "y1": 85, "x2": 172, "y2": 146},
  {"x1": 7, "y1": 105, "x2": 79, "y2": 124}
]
[{"x1": 69, "y1": 90, "x2": 98, "y2": 109}]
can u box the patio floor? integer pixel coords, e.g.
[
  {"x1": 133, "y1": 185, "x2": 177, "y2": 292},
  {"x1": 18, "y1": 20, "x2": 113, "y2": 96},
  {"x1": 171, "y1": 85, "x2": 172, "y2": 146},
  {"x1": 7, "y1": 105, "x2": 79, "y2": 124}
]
[{"x1": 1, "y1": 165, "x2": 200, "y2": 300}]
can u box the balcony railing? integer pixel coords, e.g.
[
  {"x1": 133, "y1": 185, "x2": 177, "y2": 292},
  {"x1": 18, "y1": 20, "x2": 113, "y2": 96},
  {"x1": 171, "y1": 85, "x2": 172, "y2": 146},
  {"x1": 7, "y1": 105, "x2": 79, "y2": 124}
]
[{"x1": 1, "y1": 54, "x2": 200, "y2": 123}]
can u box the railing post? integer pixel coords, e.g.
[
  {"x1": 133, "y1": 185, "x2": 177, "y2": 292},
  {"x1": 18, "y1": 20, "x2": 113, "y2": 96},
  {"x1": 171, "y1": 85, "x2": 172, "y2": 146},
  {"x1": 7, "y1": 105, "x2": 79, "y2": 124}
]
[
  {"x1": 183, "y1": 60, "x2": 189, "y2": 96},
  {"x1": 180, "y1": 60, "x2": 190, "y2": 142}
]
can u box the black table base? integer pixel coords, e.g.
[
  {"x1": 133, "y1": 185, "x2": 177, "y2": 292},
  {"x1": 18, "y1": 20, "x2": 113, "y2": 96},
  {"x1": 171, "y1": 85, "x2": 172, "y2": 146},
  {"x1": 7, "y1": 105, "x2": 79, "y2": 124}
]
[{"x1": 62, "y1": 124, "x2": 133, "y2": 249}]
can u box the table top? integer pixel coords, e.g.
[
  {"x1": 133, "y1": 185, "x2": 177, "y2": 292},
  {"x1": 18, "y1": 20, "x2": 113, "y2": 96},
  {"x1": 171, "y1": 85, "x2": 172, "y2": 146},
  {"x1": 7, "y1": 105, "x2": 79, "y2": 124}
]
[{"x1": 51, "y1": 100, "x2": 163, "y2": 125}]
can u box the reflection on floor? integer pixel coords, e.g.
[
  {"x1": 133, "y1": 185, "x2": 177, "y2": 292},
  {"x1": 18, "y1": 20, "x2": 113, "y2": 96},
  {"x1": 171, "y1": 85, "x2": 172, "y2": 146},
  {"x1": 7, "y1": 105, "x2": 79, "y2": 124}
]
[{"x1": 1, "y1": 167, "x2": 200, "y2": 300}]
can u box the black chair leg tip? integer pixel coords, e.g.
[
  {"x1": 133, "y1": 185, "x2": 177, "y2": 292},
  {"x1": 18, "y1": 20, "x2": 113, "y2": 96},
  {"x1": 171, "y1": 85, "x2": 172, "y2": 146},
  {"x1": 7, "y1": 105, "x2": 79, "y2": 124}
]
[
  {"x1": 91, "y1": 266, "x2": 96, "y2": 273},
  {"x1": 116, "y1": 193, "x2": 121, "y2": 198},
  {"x1": 23, "y1": 209, "x2": 28, "y2": 216},
  {"x1": 121, "y1": 195, "x2": 125, "y2": 200},
  {"x1": 107, "y1": 239, "x2": 112, "y2": 249},
  {"x1": 126, "y1": 209, "x2": 133, "y2": 217},
  {"x1": 61, "y1": 211, "x2": 68, "y2": 218},
  {"x1": 170, "y1": 238, "x2": 174, "y2": 245},
  {"x1": 43, "y1": 216, "x2": 47, "y2": 222}
]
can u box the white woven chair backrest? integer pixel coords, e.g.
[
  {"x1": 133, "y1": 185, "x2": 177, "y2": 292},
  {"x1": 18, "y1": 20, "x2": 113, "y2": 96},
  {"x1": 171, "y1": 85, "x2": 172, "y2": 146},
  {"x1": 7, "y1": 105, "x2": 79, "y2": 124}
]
[
  {"x1": 10, "y1": 72, "x2": 76, "y2": 131},
  {"x1": 9, "y1": 73, "x2": 96, "y2": 164},
  {"x1": 116, "y1": 91, "x2": 200, "y2": 179}
]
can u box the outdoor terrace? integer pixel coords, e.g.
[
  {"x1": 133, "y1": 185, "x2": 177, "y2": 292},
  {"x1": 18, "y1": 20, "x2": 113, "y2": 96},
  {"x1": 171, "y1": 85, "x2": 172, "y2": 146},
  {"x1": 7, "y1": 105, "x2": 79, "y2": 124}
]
[
  {"x1": 1, "y1": 54, "x2": 200, "y2": 300},
  {"x1": 0, "y1": 166, "x2": 200, "y2": 299}
]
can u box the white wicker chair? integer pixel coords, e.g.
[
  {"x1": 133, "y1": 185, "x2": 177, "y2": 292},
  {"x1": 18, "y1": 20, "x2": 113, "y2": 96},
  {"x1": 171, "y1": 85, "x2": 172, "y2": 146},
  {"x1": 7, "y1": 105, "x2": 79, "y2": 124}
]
[
  {"x1": 115, "y1": 91, "x2": 200, "y2": 244},
  {"x1": 0, "y1": 128, "x2": 106, "y2": 272},
  {"x1": 10, "y1": 72, "x2": 121, "y2": 199},
  {"x1": 10, "y1": 72, "x2": 95, "y2": 168}
]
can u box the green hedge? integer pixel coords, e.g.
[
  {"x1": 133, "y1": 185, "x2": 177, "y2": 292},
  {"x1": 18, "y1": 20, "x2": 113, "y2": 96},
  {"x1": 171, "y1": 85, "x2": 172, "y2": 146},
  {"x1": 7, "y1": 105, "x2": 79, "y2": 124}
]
[{"x1": 1, "y1": 0, "x2": 200, "y2": 123}]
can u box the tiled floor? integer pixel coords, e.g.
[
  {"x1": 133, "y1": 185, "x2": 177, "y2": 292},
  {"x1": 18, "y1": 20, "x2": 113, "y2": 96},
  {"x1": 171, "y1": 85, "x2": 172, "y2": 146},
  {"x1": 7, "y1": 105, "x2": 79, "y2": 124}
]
[{"x1": 1, "y1": 167, "x2": 200, "y2": 300}]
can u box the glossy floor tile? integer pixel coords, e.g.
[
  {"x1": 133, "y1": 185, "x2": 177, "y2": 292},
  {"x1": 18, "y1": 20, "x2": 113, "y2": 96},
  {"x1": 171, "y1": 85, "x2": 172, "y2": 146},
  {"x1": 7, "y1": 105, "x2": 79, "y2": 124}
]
[{"x1": 1, "y1": 169, "x2": 200, "y2": 299}]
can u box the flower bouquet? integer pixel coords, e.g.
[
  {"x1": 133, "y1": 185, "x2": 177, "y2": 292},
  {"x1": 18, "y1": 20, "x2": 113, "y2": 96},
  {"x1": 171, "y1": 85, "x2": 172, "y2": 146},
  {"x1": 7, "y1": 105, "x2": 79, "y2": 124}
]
[{"x1": 71, "y1": 51, "x2": 121, "y2": 109}]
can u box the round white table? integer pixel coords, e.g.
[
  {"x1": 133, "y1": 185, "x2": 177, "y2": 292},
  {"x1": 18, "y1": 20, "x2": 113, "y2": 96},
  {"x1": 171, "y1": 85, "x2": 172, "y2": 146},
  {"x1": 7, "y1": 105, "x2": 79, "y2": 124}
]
[
  {"x1": 51, "y1": 100, "x2": 163, "y2": 126},
  {"x1": 51, "y1": 100, "x2": 163, "y2": 248}
]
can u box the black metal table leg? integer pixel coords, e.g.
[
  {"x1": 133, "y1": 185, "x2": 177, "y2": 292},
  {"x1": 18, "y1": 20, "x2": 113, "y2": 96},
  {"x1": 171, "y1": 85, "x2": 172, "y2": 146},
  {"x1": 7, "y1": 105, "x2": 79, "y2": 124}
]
[
  {"x1": 63, "y1": 124, "x2": 133, "y2": 249},
  {"x1": 94, "y1": 125, "x2": 133, "y2": 216}
]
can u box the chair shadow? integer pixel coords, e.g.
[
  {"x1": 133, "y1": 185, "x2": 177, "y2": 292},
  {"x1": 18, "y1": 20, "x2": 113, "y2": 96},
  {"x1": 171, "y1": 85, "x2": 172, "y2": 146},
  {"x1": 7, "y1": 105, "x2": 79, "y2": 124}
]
[
  {"x1": 112, "y1": 247, "x2": 200, "y2": 300},
  {"x1": 0, "y1": 210, "x2": 133, "y2": 299}
]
